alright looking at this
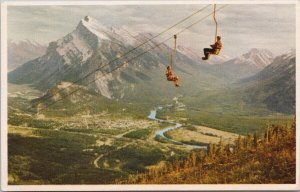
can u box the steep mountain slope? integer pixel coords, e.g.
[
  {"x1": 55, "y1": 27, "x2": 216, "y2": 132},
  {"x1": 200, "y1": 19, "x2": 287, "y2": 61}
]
[
  {"x1": 8, "y1": 16, "x2": 223, "y2": 102},
  {"x1": 240, "y1": 50, "x2": 295, "y2": 114},
  {"x1": 31, "y1": 82, "x2": 97, "y2": 107},
  {"x1": 210, "y1": 48, "x2": 274, "y2": 80},
  {"x1": 8, "y1": 39, "x2": 47, "y2": 71}
]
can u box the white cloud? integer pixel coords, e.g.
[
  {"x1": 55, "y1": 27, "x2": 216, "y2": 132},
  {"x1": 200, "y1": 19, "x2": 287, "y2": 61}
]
[{"x1": 7, "y1": 4, "x2": 295, "y2": 57}]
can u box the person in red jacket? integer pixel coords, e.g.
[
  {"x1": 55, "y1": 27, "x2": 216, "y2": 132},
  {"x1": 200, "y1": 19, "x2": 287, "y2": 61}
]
[
  {"x1": 202, "y1": 36, "x2": 222, "y2": 60},
  {"x1": 166, "y1": 66, "x2": 179, "y2": 87}
]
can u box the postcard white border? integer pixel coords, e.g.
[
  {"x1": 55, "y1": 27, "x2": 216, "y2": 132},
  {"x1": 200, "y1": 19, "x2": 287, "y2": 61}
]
[
  {"x1": 1, "y1": 2, "x2": 9, "y2": 192},
  {"x1": 1, "y1": 0, "x2": 300, "y2": 191}
]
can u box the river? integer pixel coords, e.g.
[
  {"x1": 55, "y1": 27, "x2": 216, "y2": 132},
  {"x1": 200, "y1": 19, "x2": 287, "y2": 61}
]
[{"x1": 148, "y1": 110, "x2": 206, "y2": 149}]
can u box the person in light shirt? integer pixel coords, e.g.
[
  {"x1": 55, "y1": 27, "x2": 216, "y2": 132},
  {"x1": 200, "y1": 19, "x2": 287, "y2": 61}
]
[{"x1": 202, "y1": 36, "x2": 222, "y2": 60}]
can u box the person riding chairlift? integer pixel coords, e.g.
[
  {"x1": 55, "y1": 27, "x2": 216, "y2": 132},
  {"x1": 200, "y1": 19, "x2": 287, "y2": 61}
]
[
  {"x1": 202, "y1": 36, "x2": 222, "y2": 60},
  {"x1": 166, "y1": 66, "x2": 180, "y2": 87}
]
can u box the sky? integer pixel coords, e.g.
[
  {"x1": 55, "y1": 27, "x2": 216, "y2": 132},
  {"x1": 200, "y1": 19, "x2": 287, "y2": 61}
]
[{"x1": 7, "y1": 4, "x2": 296, "y2": 57}]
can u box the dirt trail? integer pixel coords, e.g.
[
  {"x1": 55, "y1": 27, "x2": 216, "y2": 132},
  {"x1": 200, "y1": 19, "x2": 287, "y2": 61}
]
[
  {"x1": 93, "y1": 130, "x2": 133, "y2": 168},
  {"x1": 93, "y1": 154, "x2": 104, "y2": 168}
]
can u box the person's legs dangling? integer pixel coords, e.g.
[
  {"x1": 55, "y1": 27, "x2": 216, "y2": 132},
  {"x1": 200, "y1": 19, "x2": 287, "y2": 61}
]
[{"x1": 203, "y1": 48, "x2": 214, "y2": 60}]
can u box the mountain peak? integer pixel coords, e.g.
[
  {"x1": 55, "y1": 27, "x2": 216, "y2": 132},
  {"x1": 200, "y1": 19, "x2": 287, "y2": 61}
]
[
  {"x1": 43, "y1": 16, "x2": 113, "y2": 66},
  {"x1": 282, "y1": 49, "x2": 296, "y2": 60},
  {"x1": 77, "y1": 16, "x2": 110, "y2": 41},
  {"x1": 235, "y1": 48, "x2": 274, "y2": 68},
  {"x1": 243, "y1": 48, "x2": 273, "y2": 59},
  {"x1": 84, "y1": 15, "x2": 91, "y2": 22},
  {"x1": 80, "y1": 15, "x2": 99, "y2": 26}
]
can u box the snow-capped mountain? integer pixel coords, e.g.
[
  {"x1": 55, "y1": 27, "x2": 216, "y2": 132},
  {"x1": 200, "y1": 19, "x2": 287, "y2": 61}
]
[
  {"x1": 233, "y1": 48, "x2": 274, "y2": 69},
  {"x1": 241, "y1": 49, "x2": 295, "y2": 113},
  {"x1": 45, "y1": 16, "x2": 157, "y2": 69},
  {"x1": 177, "y1": 45, "x2": 231, "y2": 65},
  {"x1": 50, "y1": 16, "x2": 113, "y2": 66},
  {"x1": 210, "y1": 48, "x2": 275, "y2": 80},
  {"x1": 9, "y1": 16, "x2": 142, "y2": 99},
  {"x1": 8, "y1": 39, "x2": 47, "y2": 71},
  {"x1": 8, "y1": 16, "x2": 221, "y2": 101}
]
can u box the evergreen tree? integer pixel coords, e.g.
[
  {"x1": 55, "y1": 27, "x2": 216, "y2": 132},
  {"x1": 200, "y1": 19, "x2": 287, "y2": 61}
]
[
  {"x1": 236, "y1": 135, "x2": 242, "y2": 151},
  {"x1": 207, "y1": 143, "x2": 213, "y2": 156},
  {"x1": 253, "y1": 132, "x2": 258, "y2": 148},
  {"x1": 265, "y1": 125, "x2": 270, "y2": 143},
  {"x1": 217, "y1": 137, "x2": 225, "y2": 155},
  {"x1": 212, "y1": 144, "x2": 217, "y2": 156},
  {"x1": 191, "y1": 151, "x2": 197, "y2": 167}
]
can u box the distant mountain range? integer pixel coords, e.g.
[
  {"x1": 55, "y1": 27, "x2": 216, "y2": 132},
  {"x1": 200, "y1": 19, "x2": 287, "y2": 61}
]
[
  {"x1": 8, "y1": 16, "x2": 223, "y2": 101},
  {"x1": 8, "y1": 16, "x2": 295, "y2": 114},
  {"x1": 209, "y1": 48, "x2": 274, "y2": 80},
  {"x1": 240, "y1": 50, "x2": 295, "y2": 113},
  {"x1": 177, "y1": 46, "x2": 275, "y2": 80},
  {"x1": 8, "y1": 39, "x2": 47, "y2": 71}
]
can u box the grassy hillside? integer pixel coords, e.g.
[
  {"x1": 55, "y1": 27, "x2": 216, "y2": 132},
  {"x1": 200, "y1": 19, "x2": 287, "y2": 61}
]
[
  {"x1": 120, "y1": 120, "x2": 296, "y2": 184},
  {"x1": 8, "y1": 126, "x2": 126, "y2": 184}
]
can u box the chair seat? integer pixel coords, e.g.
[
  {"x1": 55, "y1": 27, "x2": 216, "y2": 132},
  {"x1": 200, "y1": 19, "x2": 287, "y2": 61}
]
[{"x1": 213, "y1": 49, "x2": 221, "y2": 55}]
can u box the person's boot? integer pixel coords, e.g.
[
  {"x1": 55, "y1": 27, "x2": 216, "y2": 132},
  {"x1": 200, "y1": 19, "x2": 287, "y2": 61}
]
[{"x1": 202, "y1": 57, "x2": 208, "y2": 60}]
